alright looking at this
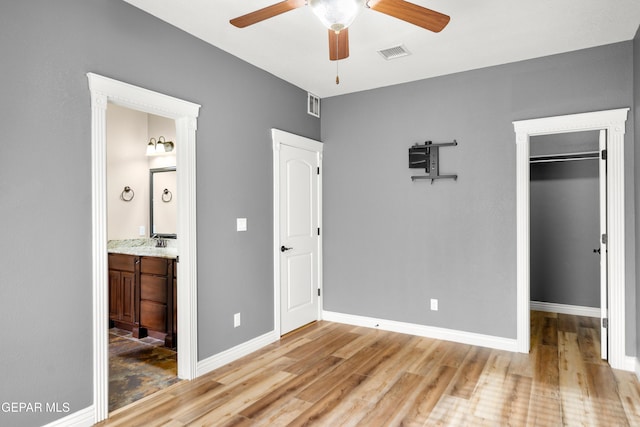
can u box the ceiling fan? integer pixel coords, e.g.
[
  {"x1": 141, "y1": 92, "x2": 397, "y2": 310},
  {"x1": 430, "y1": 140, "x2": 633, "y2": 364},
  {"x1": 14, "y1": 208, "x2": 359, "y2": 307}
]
[{"x1": 230, "y1": 0, "x2": 450, "y2": 64}]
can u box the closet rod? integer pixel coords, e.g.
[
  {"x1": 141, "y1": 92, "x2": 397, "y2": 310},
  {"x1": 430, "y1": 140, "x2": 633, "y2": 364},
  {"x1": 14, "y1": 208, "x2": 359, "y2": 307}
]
[{"x1": 529, "y1": 150, "x2": 599, "y2": 164}]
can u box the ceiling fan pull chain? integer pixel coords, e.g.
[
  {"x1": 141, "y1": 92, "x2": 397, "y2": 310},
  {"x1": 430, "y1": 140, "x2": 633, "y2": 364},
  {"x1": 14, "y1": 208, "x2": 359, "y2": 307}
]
[{"x1": 335, "y1": 30, "x2": 340, "y2": 84}]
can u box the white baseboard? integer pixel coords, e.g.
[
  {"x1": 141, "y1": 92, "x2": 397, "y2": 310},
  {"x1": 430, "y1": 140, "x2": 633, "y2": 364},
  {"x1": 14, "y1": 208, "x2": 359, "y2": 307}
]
[
  {"x1": 42, "y1": 405, "x2": 94, "y2": 427},
  {"x1": 530, "y1": 301, "x2": 600, "y2": 318},
  {"x1": 197, "y1": 330, "x2": 279, "y2": 377},
  {"x1": 322, "y1": 311, "x2": 518, "y2": 353}
]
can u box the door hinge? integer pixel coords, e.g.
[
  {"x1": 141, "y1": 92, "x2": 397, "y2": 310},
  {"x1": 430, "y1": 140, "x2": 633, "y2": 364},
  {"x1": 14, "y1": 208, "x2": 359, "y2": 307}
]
[
  {"x1": 176, "y1": 256, "x2": 179, "y2": 263},
  {"x1": 601, "y1": 149, "x2": 607, "y2": 160},
  {"x1": 317, "y1": 227, "x2": 321, "y2": 236},
  {"x1": 318, "y1": 288, "x2": 321, "y2": 297},
  {"x1": 317, "y1": 166, "x2": 320, "y2": 175},
  {"x1": 602, "y1": 234, "x2": 607, "y2": 245},
  {"x1": 603, "y1": 318, "x2": 608, "y2": 328}
]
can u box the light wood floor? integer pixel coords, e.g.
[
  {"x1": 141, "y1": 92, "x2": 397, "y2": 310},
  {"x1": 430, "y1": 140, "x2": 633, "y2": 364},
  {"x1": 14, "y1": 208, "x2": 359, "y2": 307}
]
[{"x1": 98, "y1": 311, "x2": 640, "y2": 426}]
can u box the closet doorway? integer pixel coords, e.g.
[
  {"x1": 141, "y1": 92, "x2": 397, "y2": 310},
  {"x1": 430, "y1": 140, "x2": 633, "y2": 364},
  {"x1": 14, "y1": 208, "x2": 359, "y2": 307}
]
[
  {"x1": 513, "y1": 108, "x2": 629, "y2": 370},
  {"x1": 529, "y1": 130, "x2": 607, "y2": 359}
]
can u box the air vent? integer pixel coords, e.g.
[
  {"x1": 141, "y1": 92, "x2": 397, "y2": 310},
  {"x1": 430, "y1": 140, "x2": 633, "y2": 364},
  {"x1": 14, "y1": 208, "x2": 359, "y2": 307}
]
[
  {"x1": 377, "y1": 44, "x2": 411, "y2": 60},
  {"x1": 307, "y1": 93, "x2": 320, "y2": 118}
]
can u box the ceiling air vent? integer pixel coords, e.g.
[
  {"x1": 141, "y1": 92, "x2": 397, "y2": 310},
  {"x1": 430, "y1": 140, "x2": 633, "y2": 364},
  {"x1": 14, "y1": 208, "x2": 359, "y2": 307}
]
[
  {"x1": 377, "y1": 44, "x2": 411, "y2": 60},
  {"x1": 307, "y1": 93, "x2": 320, "y2": 118}
]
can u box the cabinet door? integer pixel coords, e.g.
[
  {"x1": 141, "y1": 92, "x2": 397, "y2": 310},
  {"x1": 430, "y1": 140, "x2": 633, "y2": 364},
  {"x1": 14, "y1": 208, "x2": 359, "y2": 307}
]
[
  {"x1": 120, "y1": 271, "x2": 136, "y2": 324},
  {"x1": 108, "y1": 270, "x2": 121, "y2": 320}
]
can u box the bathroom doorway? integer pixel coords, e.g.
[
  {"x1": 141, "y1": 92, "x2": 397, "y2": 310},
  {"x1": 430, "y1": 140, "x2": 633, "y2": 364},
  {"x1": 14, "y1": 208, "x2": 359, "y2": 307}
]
[
  {"x1": 88, "y1": 73, "x2": 200, "y2": 422},
  {"x1": 106, "y1": 104, "x2": 180, "y2": 411}
]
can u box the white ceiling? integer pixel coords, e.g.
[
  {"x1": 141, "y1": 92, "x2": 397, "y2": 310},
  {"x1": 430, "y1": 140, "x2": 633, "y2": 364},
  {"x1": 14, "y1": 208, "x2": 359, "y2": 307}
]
[{"x1": 123, "y1": 0, "x2": 640, "y2": 98}]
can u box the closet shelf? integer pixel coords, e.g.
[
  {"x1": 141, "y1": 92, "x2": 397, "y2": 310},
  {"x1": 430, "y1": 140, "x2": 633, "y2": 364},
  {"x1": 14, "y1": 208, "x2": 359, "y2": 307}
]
[{"x1": 529, "y1": 150, "x2": 600, "y2": 164}]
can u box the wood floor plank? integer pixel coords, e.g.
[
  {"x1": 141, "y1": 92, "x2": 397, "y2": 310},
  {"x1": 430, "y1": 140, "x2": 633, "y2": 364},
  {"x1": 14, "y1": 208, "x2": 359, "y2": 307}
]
[
  {"x1": 97, "y1": 315, "x2": 640, "y2": 426},
  {"x1": 449, "y1": 346, "x2": 492, "y2": 399},
  {"x1": 240, "y1": 355, "x2": 343, "y2": 419},
  {"x1": 182, "y1": 370, "x2": 294, "y2": 425},
  {"x1": 584, "y1": 362, "x2": 630, "y2": 426},
  {"x1": 294, "y1": 344, "x2": 381, "y2": 403},
  {"x1": 613, "y1": 370, "x2": 640, "y2": 423},
  {"x1": 398, "y1": 365, "x2": 458, "y2": 426},
  {"x1": 542, "y1": 316, "x2": 558, "y2": 346},
  {"x1": 469, "y1": 351, "x2": 532, "y2": 425},
  {"x1": 240, "y1": 397, "x2": 312, "y2": 427},
  {"x1": 577, "y1": 326, "x2": 602, "y2": 364},
  {"x1": 286, "y1": 373, "x2": 369, "y2": 427},
  {"x1": 533, "y1": 344, "x2": 560, "y2": 399},
  {"x1": 354, "y1": 372, "x2": 426, "y2": 426},
  {"x1": 557, "y1": 331, "x2": 594, "y2": 425}
]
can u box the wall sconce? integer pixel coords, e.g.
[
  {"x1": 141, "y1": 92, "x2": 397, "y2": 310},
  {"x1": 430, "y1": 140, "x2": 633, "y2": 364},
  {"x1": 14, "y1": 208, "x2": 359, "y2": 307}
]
[{"x1": 146, "y1": 136, "x2": 175, "y2": 156}]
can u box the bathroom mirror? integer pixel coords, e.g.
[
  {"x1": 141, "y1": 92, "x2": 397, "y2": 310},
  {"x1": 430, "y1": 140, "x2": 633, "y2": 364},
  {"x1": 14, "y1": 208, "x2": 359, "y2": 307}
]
[{"x1": 150, "y1": 167, "x2": 177, "y2": 238}]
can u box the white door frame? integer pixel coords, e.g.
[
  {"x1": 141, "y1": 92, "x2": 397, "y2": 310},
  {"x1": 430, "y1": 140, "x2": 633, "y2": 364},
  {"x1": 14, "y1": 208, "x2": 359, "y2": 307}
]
[
  {"x1": 87, "y1": 73, "x2": 200, "y2": 422},
  {"x1": 513, "y1": 108, "x2": 629, "y2": 370},
  {"x1": 272, "y1": 128, "x2": 323, "y2": 336}
]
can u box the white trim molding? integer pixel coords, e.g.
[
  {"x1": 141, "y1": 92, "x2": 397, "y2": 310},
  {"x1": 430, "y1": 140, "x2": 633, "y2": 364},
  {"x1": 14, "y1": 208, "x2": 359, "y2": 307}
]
[
  {"x1": 41, "y1": 405, "x2": 94, "y2": 427},
  {"x1": 87, "y1": 73, "x2": 200, "y2": 423},
  {"x1": 322, "y1": 311, "x2": 518, "y2": 353},
  {"x1": 197, "y1": 331, "x2": 279, "y2": 377},
  {"x1": 530, "y1": 301, "x2": 600, "y2": 318},
  {"x1": 513, "y1": 108, "x2": 629, "y2": 370}
]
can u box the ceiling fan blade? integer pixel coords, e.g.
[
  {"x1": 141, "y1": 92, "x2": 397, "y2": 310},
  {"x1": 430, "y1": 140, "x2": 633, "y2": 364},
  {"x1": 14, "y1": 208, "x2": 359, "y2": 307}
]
[
  {"x1": 230, "y1": 0, "x2": 306, "y2": 28},
  {"x1": 368, "y1": 0, "x2": 450, "y2": 32},
  {"x1": 329, "y1": 29, "x2": 349, "y2": 61}
]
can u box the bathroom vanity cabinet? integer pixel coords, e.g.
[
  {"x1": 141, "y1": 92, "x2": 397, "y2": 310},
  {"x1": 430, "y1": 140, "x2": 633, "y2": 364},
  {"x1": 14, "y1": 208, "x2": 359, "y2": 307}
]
[
  {"x1": 108, "y1": 253, "x2": 140, "y2": 333},
  {"x1": 108, "y1": 252, "x2": 176, "y2": 348},
  {"x1": 140, "y1": 256, "x2": 176, "y2": 348}
]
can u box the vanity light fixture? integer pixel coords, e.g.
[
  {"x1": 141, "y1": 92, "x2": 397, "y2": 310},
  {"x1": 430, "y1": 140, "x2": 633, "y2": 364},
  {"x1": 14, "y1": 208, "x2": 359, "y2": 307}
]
[{"x1": 146, "y1": 136, "x2": 175, "y2": 156}]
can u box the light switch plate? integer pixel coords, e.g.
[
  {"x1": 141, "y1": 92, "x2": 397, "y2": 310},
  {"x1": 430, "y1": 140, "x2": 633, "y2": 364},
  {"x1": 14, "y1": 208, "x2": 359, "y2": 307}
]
[
  {"x1": 234, "y1": 312, "x2": 241, "y2": 328},
  {"x1": 236, "y1": 218, "x2": 247, "y2": 231}
]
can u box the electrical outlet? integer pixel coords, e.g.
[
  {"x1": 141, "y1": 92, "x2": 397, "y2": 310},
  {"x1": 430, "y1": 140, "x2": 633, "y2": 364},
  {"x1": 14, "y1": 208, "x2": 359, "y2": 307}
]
[
  {"x1": 430, "y1": 299, "x2": 438, "y2": 311},
  {"x1": 234, "y1": 312, "x2": 241, "y2": 328},
  {"x1": 236, "y1": 218, "x2": 247, "y2": 232},
  {"x1": 139, "y1": 225, "x2": 145, "y2": 236}
]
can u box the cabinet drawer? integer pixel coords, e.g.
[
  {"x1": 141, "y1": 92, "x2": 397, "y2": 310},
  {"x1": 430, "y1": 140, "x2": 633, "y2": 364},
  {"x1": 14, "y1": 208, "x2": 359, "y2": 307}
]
[
  {"x1": 140, "y1": 300, "x2": 167, "y2": 332},
  {"x1": 141, "y1": 275, "x2": 167, "y2": 303},
  {"x1": 109, "y1": 254, "x2": 137, "y2": 272},
  {"x1": 141, "y1": 256, "x2": 169, "y2": 275}
]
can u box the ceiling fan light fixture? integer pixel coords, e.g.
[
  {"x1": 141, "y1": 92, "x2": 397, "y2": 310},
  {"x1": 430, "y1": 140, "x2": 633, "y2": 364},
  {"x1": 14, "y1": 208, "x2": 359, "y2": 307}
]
[{"x1": 308, "y1": 0, "x2": 364, "y2": 32}]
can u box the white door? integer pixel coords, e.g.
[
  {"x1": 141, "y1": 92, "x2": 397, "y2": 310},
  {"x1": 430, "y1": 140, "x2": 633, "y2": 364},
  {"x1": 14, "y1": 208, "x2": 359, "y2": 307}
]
[
  {"x1": 273, "y1": 130, "x2": 322, "y2": 335},
  {"x1": 598, "y1": 129, "x2": 608, "y2": 360}
]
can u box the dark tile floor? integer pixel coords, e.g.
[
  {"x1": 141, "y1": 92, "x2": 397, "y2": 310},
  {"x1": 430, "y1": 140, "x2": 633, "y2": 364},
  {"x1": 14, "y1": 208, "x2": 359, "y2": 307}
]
[{"x1": 109, "y1": 328, "x2": 180, "y2": 412}]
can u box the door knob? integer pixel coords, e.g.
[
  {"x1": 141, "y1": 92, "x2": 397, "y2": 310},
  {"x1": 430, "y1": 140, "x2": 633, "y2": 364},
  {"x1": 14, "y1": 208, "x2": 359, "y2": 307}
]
[
  {"x1": 593, "y1": 248, "x2": 601, "y2": 254},
  {"x1": 281, "y1": 245, "x2": 293, "y2": 252}
]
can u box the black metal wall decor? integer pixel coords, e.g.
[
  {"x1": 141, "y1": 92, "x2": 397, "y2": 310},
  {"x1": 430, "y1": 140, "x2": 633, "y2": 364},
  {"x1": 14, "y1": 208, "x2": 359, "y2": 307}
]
[{"x1": 409, "y1": 140, "x2": 458, "y2": 183}]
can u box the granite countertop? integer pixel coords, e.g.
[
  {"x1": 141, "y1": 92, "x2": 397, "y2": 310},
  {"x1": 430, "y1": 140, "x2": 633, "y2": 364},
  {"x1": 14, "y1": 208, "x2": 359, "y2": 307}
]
[{"x1": 108, "y1": 239, "x2": 178, "y2": 259}]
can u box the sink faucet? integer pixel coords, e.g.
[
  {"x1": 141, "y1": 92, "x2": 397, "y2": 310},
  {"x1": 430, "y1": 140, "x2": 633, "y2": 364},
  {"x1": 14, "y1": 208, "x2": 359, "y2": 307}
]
[{"x1": 151, "y1": 234, "x2": 167, "y2": 248}]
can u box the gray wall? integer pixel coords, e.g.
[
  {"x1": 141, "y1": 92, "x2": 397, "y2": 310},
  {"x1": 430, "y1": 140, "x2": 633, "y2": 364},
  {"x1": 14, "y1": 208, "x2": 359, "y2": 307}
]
[
  {"x1": 530, "y1": 159, "x2": 600, "y2": 307},
  {"x1": 321, "y1": 42, "x2": 635, "y2": 345},
  {"x1": 0, "y1": 1, "x2": 319, "y2": 425},
  {"x1": 634, "y1": 27, "x2": 640, "y2": 361}
]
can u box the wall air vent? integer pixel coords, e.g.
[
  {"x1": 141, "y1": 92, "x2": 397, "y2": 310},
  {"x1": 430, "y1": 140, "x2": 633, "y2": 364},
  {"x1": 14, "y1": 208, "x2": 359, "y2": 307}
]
[
  {"x1": 307, "y1": 92, "x2": 320, "y2": 118},
  {"x1": 377, "y1": 45, "x2": 411, "y2": 60}
]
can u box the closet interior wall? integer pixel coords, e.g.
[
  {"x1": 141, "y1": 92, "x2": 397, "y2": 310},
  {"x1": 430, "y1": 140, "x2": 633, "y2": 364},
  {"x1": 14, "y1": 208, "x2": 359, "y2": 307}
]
[{"x1": 529, "y1": 131, "x2": 601, "y2": 309}]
